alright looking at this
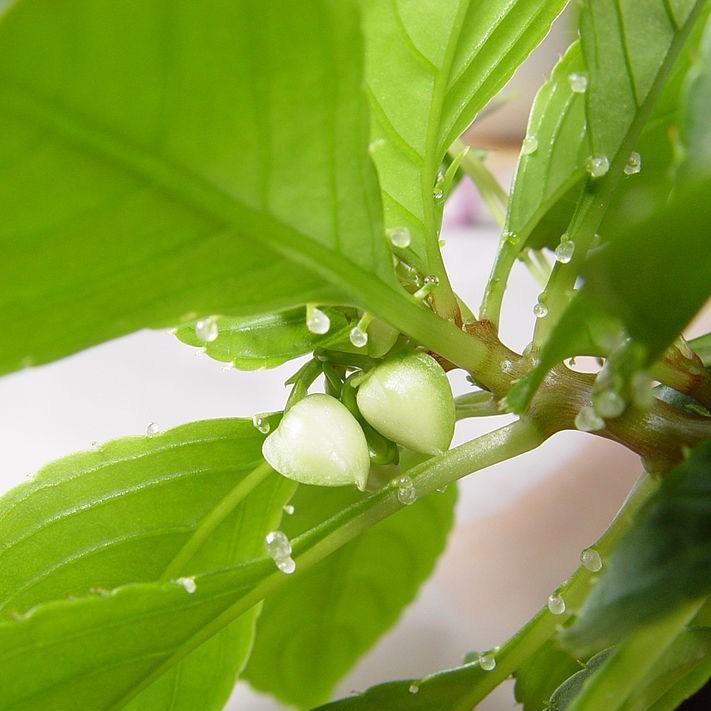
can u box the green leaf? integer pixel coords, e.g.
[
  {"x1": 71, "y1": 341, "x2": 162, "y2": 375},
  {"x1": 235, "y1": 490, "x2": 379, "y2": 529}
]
[
  {"x1": 563, "y1": 441, "x2": 711, "y2": 656},
  {"x1": 506, "y1": 42, "x2": 589, "y2": 252},
  {"x1": 0, "y1": 0, "x2": 401, "y2": 376},
  {"x1": 0, "y1": 418, "x2": 293, "y2": 711},
  {"x1": 361, "y1": 0, "x2": 568, "y2": 274},
  {"x1": 690, "y1": 332, "x2": 711, "y2": 367},
  {"x1": 514, "y1": 640, "x2": 582, "y2": 711},
  {"x1": 244, "y1": 482, "x2": 457, "y2": 708},
  {"x1": 175, "y1": 308, "x2": 350, "y2": 371},
  {"x1": 620, "y1": 627, "x2": 711, "y2": 711},
  {"x1": 547, "y1": 649, "x2": 613, "y2": 711},
  {"x1": 0, "y1": 562, "x2": 273, "y2": 711}
]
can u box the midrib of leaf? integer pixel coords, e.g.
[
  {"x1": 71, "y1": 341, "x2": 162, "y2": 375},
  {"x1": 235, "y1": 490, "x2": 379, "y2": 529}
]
[{"x1": 0, "y1": 76, "x2": 489, "y2": 374}]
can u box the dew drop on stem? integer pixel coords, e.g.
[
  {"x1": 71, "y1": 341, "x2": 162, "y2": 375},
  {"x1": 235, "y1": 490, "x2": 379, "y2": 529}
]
[
  {"x1": 580, "y1": 548, "x2": 603, "y2": 572},
  {"x1": 479, "y1": 654, "x2": 496, "y2": 671},
  {"x1": 306, "y1": 305, "x2": 330, "y2": 335},
  {"x1": 547, "y1": 593, "x2": 566, "y2": 615},
  {"x1": 264, "y1": 530, "x2": 291, "y2": 560},
  {"x1": 624, "y1": 151, "x2": 641, "y2": 175}
]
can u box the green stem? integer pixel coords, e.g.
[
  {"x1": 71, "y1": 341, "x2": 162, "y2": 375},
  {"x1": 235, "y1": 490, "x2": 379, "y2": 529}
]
[
  {"x1": 455, "y1": 391, "x2": 503, "y2": 419},
  {"x1": 160, "y1": 460, "x2": 274, "y2": 581},
  {"x1": 113, "y1": 421, "x2": 544, "y2": 709},
  {"x1": 455, "y1": 473, "x2": 658, "y2": 708},
  {"x1": 566, "y1": 598, "x2": 707, "y2": 711}
]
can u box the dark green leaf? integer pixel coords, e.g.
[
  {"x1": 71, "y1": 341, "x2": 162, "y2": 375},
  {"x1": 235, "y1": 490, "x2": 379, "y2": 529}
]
[
  {"x1": 620, "y1": 628, "x2": 711, "y2": 711},
  {"x1": 514, "y1": 640, "x2": 582, "y2": 711},
  {"x1": 0, "y1": 418, "x2": 293, "y2": 711},
  {"x1": 690, "y1": 333, "x2": 711, "y2": 367},
  {"x1": 0, "y1": 0, "x2": 401, "y2": 375},
  {"x1": 244, "y1": 483, "x2": 456, "y2": 708},
  {"x1": 563, "y1": 442, "x2": 711, "y2": 656},
  {"x1": 175, "y1": 308, "x2": 350, "y2": 370}
]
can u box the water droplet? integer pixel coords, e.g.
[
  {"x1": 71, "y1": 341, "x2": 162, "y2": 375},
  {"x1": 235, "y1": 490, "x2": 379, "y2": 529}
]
[
  {"x1": 306, "y1": 306, "x2": 330, "y2": 335},
  {"x1": 387, "y1": 226, "x2": 412, "y2": 249},
  {"x1": 424, "y1": 275, "x2": 440, "y2": 286},
  {"x1": 395, "y1": 475, "x2": 417, "y2": 505},
  {"x1": 368, "y1": 138, "x2": 385, "y2": 154},
  {"x1": 146, "y1": 422, "x2": 161, "y2": 437},
  {"x1": 554, "y1": 238, "x2": 575, "y2": 264},
  {"x1": 568, "y1": 72, "x2": 588, "y2": 93},
  {"x1": 547, "y1": 594, "x2": 566, "y2": 615},
  {"x1": 252, "y1": 414, "x2": 271, "y2": 434},
  {"x1": 575, "y1": 406, "x2": 605, "y2": 432},
  {"x1": 503, "y1": 230, "x2": 519, "y2": 246},
  {"x1": 586, "y1": 155, "x2": 610, "y2": 178},
  {"x1": 501, "y1": 359, "x2": 514, "y2": 374},
  {"x1": 432, "y1": 187, "x2": 444, "y2": 200},
  {"x1": 276, "y1": 556, "x2": 296, "y2": 574},
  {"x1": 283, "y1": 504, "x2": 295, "y2": 515},
  {"x1": 176, "y1": 576, "x2": 197, "y2": 594},
  {"x1": 265, "y1": 530, "x2": 291, "y2": 560},
  {"x1": 479, "y1": 654, "x2": 496, "y2": 671},
  {"x1": 624, "y1": 151, "x2": 641, "y2": 175},
  {"x1": 91, "y1": 441, "x2": 100, "y2": 449},
  {"x1": 195, "y1": 316, "x2": 219, "y2": 343},
  {"x1": 408, "y1": 685, "x2": 420, "y2": 695},
  {"x1": 349, "y1": 326, "x2": 369, "y2": 348},
  {"x1": 593, "y1": 389, "x2": 626, "y2": 418},
  {"x1": 522, "y1": 136, "x2": 538, "y2": 155},
  {"x1": 533, "y1": 302, "x2": 548, "y2": 319},
  {"x1": 580, "y1": 548, "x2": 603, "y2": 572},
  {"x1": 631, "y1": 371, "x2": 654, "y2": 408}
]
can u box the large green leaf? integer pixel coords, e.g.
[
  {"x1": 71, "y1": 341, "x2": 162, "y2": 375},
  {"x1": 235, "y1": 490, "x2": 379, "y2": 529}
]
[
  {"x1": 361, "y1": 0, "x2": 568, "y2": 280},
  {"x1": 0, "y1": 418, "x2": 293, "y2": 711},
  {"x1": 0, "y1": 0, "x2": 404, "y2": 376},
  {"x1": 563, "y1": 441, "x2": 711, "y2": 656},
  {"x1": 244, "y1": 481, "x2": 457, "y2": 708}
]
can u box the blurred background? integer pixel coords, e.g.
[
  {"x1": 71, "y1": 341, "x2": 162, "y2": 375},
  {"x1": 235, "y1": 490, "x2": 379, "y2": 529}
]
[{"x1": 0, "y1": 8, "x2": 708, "y2": 711}]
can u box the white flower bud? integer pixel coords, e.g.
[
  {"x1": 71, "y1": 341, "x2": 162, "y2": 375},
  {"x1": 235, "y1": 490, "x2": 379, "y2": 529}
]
[
  {"x1": 356, "y1": 352, "x2": 455, "y2": 455},
  {"x1": 262, "y1": 394, "x2": 370, "y2": 490}
]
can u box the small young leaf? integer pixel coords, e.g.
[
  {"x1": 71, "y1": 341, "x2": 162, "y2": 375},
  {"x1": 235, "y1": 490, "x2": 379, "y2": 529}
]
[
  {"x1": 244, "y1": 482, "x2": 457, "y2": 708},
  {"x1": 514, "y1": 640, "x2": 582, "y2": 711},
  {"x1": 547, "y1": 649, "x2": 614, "y2": 711},
  {"x1": 175, "y1": 308, "x2": 350, "y2": 370},
  {"x1": 563, "y1": 442, "x2": 711, "y2": 656}
]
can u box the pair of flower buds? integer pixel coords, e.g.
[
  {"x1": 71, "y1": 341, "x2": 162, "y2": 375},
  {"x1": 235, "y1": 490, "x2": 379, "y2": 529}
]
[{"x1": 262, "y1": 352, "x2": 456, "y2": 490}]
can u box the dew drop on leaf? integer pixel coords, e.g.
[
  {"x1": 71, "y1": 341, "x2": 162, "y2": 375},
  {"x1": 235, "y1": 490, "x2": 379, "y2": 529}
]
[
  {"x1": 479, "y1": 654, "x2": 496, "y2": 671},
  {"x1": 624, "y1": 151, "x2": 642, "y2": 175},
  {"x1": 195, "y1": 316, "x2": 219, "y2": 343},
  {"x1": 283, "y1": 504, "x2": 295, "y2": 515},
  {"x1": 264, "y1": 530, "x2": 291, "y2": 560},
  {"x1": 306, "y1": 305, "x2": 330, "y2": 335},
  {"x1": 568, "y1": 72, "x2": 588, "y2": 93},
  {"x1": 580, "y1": 548, "x2": 603, "y2": 572},
  {"x1": 252, "y1": 414, "x2": 271, "y2": 434},
  {"x1": 386, "y1": 226, "x2": 411, "y2": 249},
  {"x1": 276, "y1": 556, "x2": 296, "y2": 575},
  {"x1": 146, "y1": 422, "x2": 161, "y2": 437},
  {"x1": 349, "y1": 326, "x2": 368, "y2": 348},
  {"x1": 176, "y1": 576, "x2": 197, "y2": 594},
  {"x1": 547, "y1": 593, "x2": 566, "y2": 615},
  {"x1": 533, "y1": 302, "x2": 548, "y2": 319},
  {"x1": 521, "y1": 136, "x2": 538, "y2": 155},
  {"x1": 408, "y1": 685, "x2": 420, "y2": 695},
  {"x1": 586, "y1": 155, "x2": 610, "y2": 178}
]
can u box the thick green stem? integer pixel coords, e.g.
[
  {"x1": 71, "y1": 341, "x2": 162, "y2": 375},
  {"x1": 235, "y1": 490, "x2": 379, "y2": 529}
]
[{"x1": 566, "y1": 598, "x2": 707, "y2": 711}]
